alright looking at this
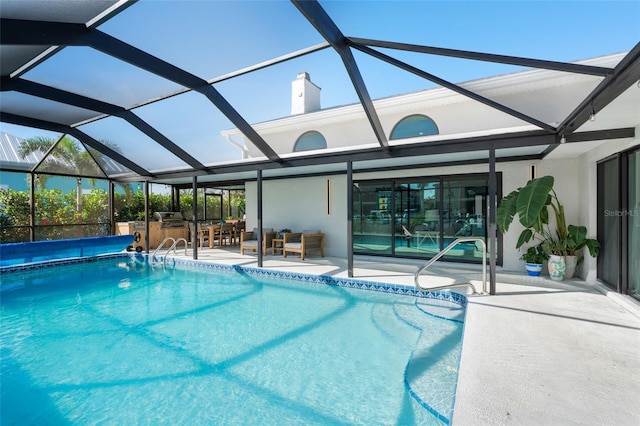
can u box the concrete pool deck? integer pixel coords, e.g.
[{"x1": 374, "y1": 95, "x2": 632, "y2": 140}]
[{"x1": 162, "y1": 246, "x2": 640, "y2": 425}]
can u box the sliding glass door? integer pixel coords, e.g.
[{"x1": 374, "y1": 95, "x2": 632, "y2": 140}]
[
  {"x1": 628, "y1": 150, "x2": 639, "y2": 296},
  {"x1": 353, "y1": 182, "x2": 393, "y2": 256},
  {"x1": 353, "y1": 173, "x2": 494, "y2": 264},
  {"x1": 597, "y1": 147, "x2": 639, "y2": 298},
  {"x1": 394, "y1": 181, "x2": 440, "y2": 256},
  {"x1": 597, "y1": 158, "x2": 620, "y2": 287},
  {"x1": 440, "y1": 176, "x2": 489, "y2": 262}
]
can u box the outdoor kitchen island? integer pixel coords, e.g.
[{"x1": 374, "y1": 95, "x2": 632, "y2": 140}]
[{"x1": 116, "y1": 212, "x2": 188, "y2": 251}]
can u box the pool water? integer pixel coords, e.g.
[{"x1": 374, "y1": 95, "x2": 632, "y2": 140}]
[{"x1": 1, "y1": 257, "x2": 465, "y2": 425}]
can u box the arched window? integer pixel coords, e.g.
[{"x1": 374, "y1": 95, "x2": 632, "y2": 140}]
[
  {"x1": 293, "y1": 130, "x2": 327, "y2": 152},
  {"x1": 390, "y1": 114, "x2": 438, "y2": 140}
]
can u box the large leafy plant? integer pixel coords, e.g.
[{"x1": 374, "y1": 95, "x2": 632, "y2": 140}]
[
  {"x1": 497, "y1": 176, "x2": 599, "y2": 261},
  {"x1": 566, "y1": 224, "x2": 600, "y2": 266}
]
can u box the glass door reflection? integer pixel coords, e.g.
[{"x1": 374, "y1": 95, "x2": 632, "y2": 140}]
[
  {"x1": 353, "y1": 182, "x2": 393, "y2": 256},
  {"x1": 394, "y1": 181, "x2": 441, "y2": 258}
]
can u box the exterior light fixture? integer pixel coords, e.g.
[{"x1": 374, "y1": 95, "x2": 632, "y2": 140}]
[{"x1": 560, "y1": 135, "x2": 566, "y2": 144}]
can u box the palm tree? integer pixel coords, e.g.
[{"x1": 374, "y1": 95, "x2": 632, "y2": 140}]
[{"x1": 19, "y1": 136, "x2": 98, "y2": 215}]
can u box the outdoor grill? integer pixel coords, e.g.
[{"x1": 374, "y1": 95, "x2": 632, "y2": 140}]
[{"x1": 153, "y1": 211, "x2": 186, "y2": 228}]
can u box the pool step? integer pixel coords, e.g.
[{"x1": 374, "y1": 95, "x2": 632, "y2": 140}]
[
  {"x1": 414, "y1": 298, "x2": 465, "y2": 323},
  {"x1": 370, "y1": 302, "x2": 421, "y2": 348},
  {"x1": 393, "y1": 301, "x2": 431, "y2": 329}
]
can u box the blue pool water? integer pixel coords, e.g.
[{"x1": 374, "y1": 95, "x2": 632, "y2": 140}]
[{"x1": 0, "y1": 256, "x2": 466, "y2": 425}]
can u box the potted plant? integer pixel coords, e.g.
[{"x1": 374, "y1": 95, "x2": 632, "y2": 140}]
[
  {"x1": 564, "y1": 224, "x2": 600, "y2": 278},
  {"x1": 497, "y1": 175, "x2": 599, "y2": 281},
  {"x1": 520, "y1": 244, "x2": 548, "y2": 276},
  {"x1": 278, "y1": 228, "x2": 292, "y2": 238}
]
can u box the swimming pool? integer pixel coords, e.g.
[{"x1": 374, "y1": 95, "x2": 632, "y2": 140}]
[{"x1": 0, "y1": 255, "x2": 466, "y2": 425}]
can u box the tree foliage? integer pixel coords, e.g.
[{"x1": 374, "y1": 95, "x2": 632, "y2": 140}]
[{"x1": 1, "y1": 182, "x2": 246, "y2": 243}]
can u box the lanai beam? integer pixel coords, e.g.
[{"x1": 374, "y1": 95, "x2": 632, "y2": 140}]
[
  {"x1": 292, "y1": 0, "x2": 389, "y2": 149},
  {"x1": 0, "y1": 18, "x2": 281, "y2": 162},
  {"x1": 1, "y1": 78, "x2": 208, "y2": 171}
]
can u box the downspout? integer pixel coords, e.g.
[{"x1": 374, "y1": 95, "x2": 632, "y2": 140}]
[{"x1": 225, "y1": 135, "x2": 249, "y2": 159}]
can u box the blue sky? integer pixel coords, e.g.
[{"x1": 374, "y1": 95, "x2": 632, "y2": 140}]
[{"x1": 1, "y1": 0, "x2": 638, "y2": 165}]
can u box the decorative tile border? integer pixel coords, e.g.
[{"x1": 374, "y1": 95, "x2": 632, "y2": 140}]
[{"x1": 161, "y1": 255, "x2": 468, "y2": 308}]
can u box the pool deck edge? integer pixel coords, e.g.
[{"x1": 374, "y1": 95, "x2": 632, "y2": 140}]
[{"x1": 452, "y1": 278, "x2": 640, "y2": 426}]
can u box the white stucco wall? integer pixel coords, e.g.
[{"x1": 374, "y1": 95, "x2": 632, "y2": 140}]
[
  {"x1": 245, "y1": 175, "x2": 348, "y2": 257},
  {"x1": 244, "y1": 162, "x2": 539, "y2": 269},
  {"x1": 505, "y1": 158, "x2": 583, "y2": 275}
]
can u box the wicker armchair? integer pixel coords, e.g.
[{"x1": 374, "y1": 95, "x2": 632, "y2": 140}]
[{"x1": 240, "y1": 229, "x2": 277, "y2": 255}]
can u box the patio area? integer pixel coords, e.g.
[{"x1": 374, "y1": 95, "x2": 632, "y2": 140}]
[{"x1": 160, "y1": 245, "x2": 640, "y2": 425}]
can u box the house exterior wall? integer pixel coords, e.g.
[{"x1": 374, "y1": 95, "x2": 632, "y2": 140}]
[
  {"x1": 244, "y1": 162, "x2": 557, "y2": 271},
  {"x1": 239, "y1": 53, "x2": 637, "y2": 283},
  {"x1": 245, "y1": 128, "x2": 637, "y2": 276}
]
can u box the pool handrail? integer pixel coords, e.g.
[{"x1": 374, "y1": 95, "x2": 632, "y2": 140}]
[
  {"x1": 163, "y1": 238, "x2": 188, "y2": 267},
  {"x1": 151, "y1": 237, "x2": 189, "y2": 266},
  {"x1": 152, "y1": 237, "x2": 175, "y2": 263},
  {"x1": 414, "y1": 237, "x2": 488, "y2": 295}
]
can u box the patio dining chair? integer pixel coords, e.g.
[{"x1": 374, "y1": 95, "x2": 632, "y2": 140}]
[
  {"x1": 189, "y1": 222, "x2": 210, "y2": 248},
  {"x1": 220, "y1": 222, "x2": 235, "y2": 245},
  {"x1": 234, "y1": 221, "x2": 246, "y2": 243}
]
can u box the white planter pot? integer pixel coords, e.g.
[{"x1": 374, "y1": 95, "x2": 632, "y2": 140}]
[
  {"x1": 548, "y1": 254, "x2": 566, "y2": 281},
  {"x1": 525, "y1": 263, "x2": 543, "y2": 276},
  {"x1": 565, "y1": 255, "x2": 578, "y2": 279}
]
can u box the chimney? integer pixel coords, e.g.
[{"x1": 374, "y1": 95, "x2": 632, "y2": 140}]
[{"x1": 291, "y1": 72, "x2": 321, "y2": 115}]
